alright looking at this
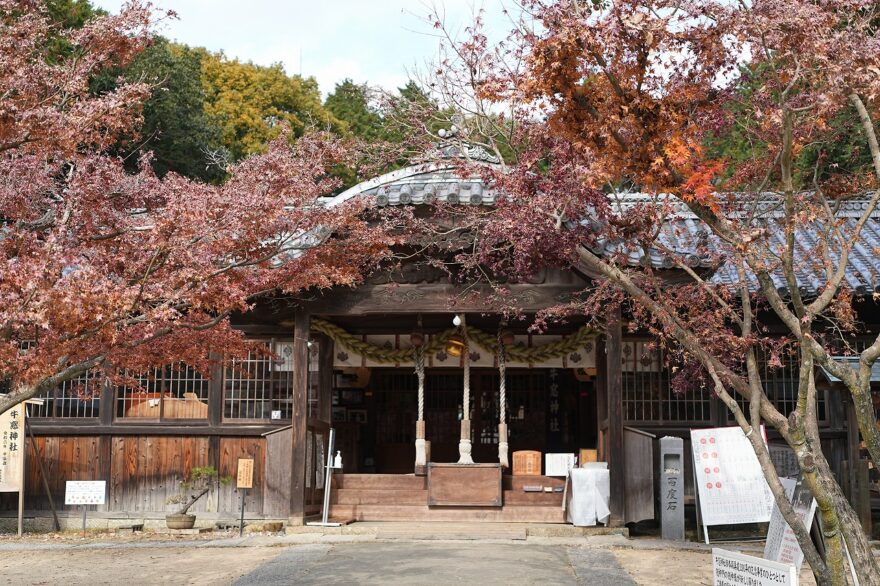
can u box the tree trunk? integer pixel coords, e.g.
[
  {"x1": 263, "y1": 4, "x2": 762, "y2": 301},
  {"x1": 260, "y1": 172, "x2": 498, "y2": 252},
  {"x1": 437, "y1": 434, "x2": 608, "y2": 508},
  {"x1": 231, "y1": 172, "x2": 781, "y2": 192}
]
[
  {"x1": 800, "y1": 440, "x2": 880, "y2": 585},
  {"x1": 177, "y1": 487, "x2": 210, "y2": 515}
]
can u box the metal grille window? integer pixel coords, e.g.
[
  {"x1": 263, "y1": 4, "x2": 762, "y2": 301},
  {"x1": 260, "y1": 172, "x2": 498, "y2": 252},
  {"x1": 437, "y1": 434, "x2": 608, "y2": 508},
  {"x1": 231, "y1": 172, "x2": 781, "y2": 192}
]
[
  {"x1": 223, "y1": 338, "x2": 298, "y2": 421},
  {"x1": 738, "y1": 350, "x2": 828, "y2": 423},
  {"x1": 30, "y1": 370, "x2": 101, "y2": 419},
  {"x1": 622, "y1": 340, "x2": 712, "y2": 425},
  {"x1": 116, "y1": 364, "x2": 209, "y2": 420}
]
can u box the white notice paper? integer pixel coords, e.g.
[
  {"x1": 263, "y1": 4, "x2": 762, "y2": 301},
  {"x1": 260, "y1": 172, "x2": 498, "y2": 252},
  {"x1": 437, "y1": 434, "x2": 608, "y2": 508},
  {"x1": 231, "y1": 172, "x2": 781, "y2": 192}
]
[
  {"x1": 65, "y1": 481, "x2": 106, "y2": 505},
  {"x1": 545, "y1": 453, "x2": 576, "y2": 477},
  {"x1": 764, "y1": 476, "x2": 817, "y2": 572},
  {"x1": 691, "y1": 426, "x2": 774, "y2": 526},
  {"x1": 713, "y1": 548, "x2": 798, "y2": 586}
]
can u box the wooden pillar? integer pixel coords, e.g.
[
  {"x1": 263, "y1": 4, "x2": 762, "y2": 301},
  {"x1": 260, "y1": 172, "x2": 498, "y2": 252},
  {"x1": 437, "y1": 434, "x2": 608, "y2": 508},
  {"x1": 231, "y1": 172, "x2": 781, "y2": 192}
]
[
  {"x1": 606, "y1": 307, "x2": 626, "y2": 526},
  {"x1": 99, "y1": 377, "x2": 113, "y2": 427},
  {"x1": 288, "y1": 311, "x2": 311, "y2": 526},
  {"x1": 208, "y1": 353, "x2": 224, "y2": 428},
  {"x1": 317, "y1": 334, "x2": 334, "y2": 424}
]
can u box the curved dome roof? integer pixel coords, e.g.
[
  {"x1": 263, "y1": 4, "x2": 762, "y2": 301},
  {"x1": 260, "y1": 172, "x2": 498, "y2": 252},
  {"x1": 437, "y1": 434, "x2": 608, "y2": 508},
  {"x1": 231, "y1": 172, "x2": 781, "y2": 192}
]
[{"x1": 322, "y1": 144, "x2": 501, "y2": 209}]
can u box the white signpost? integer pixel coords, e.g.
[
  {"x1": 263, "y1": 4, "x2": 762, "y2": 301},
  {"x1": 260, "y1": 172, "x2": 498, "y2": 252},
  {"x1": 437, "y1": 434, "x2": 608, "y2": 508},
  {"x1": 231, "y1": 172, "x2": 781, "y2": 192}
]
[
  {"x1": 713, "y1": 548, "x2": 798, "y2": 586},
  {"x1": 691, "y1": 426, "x2": 774, "y2": 543},
  {"x1": 764, "y1": 477, "x2": 817, "y2": 572},
  {"x1": 65, "y1": 480, "x2": 106, "y2": 531},
  {"x1": 0, "y1": 403, "x2": 26, "y2": 536}
]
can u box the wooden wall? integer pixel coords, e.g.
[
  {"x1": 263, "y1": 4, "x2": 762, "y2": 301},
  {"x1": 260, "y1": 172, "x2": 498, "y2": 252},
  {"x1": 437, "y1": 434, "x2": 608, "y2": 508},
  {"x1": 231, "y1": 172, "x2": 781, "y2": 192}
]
[{"x1": 1, "y1": 435, "x2": 271, "y2": 516}]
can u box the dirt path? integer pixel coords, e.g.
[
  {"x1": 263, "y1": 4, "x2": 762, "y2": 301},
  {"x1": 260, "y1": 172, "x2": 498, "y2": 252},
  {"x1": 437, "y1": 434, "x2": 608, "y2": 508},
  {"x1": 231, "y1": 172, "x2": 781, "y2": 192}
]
[
  {"x1": 612, "y1": 547, "x2": 819, "y2": 586},
  {"x1": 0, "y1": 546, "x2": 282, "y2": 586}
]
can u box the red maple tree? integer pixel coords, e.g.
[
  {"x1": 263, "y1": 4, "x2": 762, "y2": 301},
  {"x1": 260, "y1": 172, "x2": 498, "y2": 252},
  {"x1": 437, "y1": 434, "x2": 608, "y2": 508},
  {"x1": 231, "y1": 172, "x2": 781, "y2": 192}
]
[
  {"x1": 0, "y1": 2, "x2": 394, "y2": 413},
  {"x1": 426, "y1": 1, "x2": 880, "y2": 583}
]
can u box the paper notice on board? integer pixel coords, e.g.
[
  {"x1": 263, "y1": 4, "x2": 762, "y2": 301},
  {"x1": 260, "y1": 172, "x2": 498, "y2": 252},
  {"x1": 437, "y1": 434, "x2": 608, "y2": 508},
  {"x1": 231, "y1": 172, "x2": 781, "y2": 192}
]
[
  {"x1": 765, "y1": 476, "x2": 817, "y2": 572},
  {"x1": 691, "y1": 426, "x2": 774, "y2": 526}
]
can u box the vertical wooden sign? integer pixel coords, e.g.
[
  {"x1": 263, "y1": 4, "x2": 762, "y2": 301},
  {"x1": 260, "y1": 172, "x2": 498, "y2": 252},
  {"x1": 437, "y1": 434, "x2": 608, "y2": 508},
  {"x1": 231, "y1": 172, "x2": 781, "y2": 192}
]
[
  {"x1": 0, "y1": 404, "x2": 26, "y2": 535},
  {"x1": 237, "y1": 458, "x2": 254, "y2": 489}
]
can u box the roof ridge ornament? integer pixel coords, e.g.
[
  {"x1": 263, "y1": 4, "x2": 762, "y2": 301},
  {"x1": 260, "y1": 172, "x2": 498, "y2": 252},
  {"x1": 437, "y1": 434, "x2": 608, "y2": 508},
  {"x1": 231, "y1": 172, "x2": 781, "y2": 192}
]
[{"x1": 419, "y1": 140, "x2": 501, "y2": 165}]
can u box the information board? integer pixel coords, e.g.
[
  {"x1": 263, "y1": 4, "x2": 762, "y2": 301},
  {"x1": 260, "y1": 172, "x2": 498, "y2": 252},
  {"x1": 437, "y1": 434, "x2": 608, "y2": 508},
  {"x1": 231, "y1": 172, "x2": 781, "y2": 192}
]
[
  {"x1": 0, "y1": 404, "x2": 24, "y2": 493},
  {"x1": 691, "y1": 426, "x2": 774, "y2": 526},
  {"x1": 237, "y1": 458, "x2": 254, "y2": 489},
  {"x1": 65, "y1": 481, "x2": 106, "y2": 505},
  {"x1": 713, "y1": 548, "x2": 798, "y2": 586},
  {"x1": 764, "y1": 477, "x2": 817, "y2": 571}
]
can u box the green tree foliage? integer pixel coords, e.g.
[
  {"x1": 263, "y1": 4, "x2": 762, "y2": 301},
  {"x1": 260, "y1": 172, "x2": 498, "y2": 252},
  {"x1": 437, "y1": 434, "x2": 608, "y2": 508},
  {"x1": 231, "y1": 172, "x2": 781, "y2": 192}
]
[
  {"x1": 706, "y1": 65, "x2": 876, "y2": 193},
  {"x1": 325, "y1": 79, "x2": 386, "y2": 142},
  {"x1": 45, "y1": 0, "x2": 101, "y2": 28},
  {"x1": 122, "y1": 38, "x2": 224, "y2": 181},
  {"x1": 201, "y1": 52, "x2": 342, "y2": 160}
]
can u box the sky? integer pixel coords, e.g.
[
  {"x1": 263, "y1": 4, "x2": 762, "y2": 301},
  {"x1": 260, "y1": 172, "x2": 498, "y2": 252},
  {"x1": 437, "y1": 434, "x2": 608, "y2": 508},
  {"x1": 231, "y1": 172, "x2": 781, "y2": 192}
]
[{"x1": 92, "y1": 0, "x2": 512, "y2": 97}]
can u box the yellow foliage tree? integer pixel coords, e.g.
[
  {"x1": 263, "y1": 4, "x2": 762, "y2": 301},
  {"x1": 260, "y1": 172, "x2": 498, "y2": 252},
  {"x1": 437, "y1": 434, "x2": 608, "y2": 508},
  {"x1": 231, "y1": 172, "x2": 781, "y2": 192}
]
[{"x1": 200, "y1": 51, "x2": 343, "y2": 160}]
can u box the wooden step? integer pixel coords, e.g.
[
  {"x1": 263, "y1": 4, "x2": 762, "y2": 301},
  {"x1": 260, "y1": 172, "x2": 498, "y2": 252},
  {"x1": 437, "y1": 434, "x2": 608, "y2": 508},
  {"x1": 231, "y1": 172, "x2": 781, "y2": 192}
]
[
  {"x1": 332, "y1": 489, "x2": 427, "y2": 505},
  {"x1": 502, "y1": 489, "x2": 564, "y2": 506},
  {"x1": 504, "y1": 475, "x2": 566, "y2": 490},
  {"x1": 334, "y1": 474, "x2": 427, "y2": 490},
  {"x1": 328, "y1": 504, "x2": 566, "y2": 523}
]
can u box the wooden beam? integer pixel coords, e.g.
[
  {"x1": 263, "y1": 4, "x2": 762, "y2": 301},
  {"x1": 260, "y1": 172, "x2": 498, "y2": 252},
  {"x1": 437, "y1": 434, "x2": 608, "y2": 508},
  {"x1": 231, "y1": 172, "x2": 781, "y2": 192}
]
[
  {"x1": 288, "y1": 311, "x2": 310, "y2": 526},
  {"x1": 318, "y1": 334, "x2": 334, "y2": 424},
  {"x1": 305, "y1": 283, "x2": 586, "y2": 315},
  {"x1": 606, "y1": 306, "x2": 626, "y2": 526},
  {"x1": 26, "y1": 422, "x2": 285, "y2": 437}
]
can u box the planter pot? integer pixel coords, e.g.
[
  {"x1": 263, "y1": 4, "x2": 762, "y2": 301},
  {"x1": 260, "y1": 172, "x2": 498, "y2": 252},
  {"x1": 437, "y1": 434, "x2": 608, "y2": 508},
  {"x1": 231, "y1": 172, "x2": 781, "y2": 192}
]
[{"x1": 165, "y1": 513, "x2": 196, "y2": 530}]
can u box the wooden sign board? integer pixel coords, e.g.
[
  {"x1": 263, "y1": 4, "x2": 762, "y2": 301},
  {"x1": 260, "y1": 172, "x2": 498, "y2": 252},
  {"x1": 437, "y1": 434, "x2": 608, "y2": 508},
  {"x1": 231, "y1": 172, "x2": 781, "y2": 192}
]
[
  {"x1": 65, "y1": 481, "x2": 106, "y2": 505},
  {"x1": 427, "y1": 463, "x2": 502, "y2": 507},
  {"x1": 512, "y1": 450, "x2": 541, "y2": 476},
  {"x1": 712, "y1": 548, "x2": 797, "y2": 586},
  {"x1": 0, "y1": 404, "x2": 25, "y2": 493},
  {"x1": 237, "y1": 458, "x2": 254, "y2": 489}
]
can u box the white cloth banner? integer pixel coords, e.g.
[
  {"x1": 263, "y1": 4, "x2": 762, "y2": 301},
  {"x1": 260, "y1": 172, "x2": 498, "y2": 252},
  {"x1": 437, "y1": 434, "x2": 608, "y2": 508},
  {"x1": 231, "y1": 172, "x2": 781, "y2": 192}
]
[
  {"x1": 566, "y1": 468, "x2": 611, "y2": 526},
  {"x1": 691, "y1": 426, "x2": 774, "y2": 526}
]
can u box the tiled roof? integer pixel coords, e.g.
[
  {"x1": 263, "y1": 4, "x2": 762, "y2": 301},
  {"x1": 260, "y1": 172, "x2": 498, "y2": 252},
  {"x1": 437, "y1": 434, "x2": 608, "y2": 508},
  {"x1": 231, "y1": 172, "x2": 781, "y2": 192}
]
[
  {"x1": 322, "y1": 163, "x2": 499, "y2": 208},
  {"x1": 597, "y1": 193, "x2": 880, "y2": 294},
  {"x1": 326, "y1": 164, "x2": 880, "y2": 295}
]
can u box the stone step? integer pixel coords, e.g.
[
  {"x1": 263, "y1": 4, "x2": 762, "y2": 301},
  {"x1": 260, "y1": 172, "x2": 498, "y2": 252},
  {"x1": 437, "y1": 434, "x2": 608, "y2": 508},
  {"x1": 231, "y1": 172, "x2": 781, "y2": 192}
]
[
  {"x1": 378, "y1": 523, "x2": 527, "y2": 541},
  {"x1": 328, "y1": 504, "x2": 566, "y2": 523},
  {"x1": 332, "y1": 489, "x2": 427, "y2": 505}
]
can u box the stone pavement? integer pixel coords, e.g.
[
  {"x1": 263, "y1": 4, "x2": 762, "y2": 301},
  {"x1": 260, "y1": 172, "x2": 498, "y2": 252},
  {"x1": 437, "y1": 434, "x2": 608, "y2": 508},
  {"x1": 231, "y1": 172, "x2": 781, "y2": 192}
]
[
  {"x1": 0, "y1": 525, "x2": 798, "y2": 586},
  {"x1": 233, "y1": 542, "x2": 637, "y2": 586}
]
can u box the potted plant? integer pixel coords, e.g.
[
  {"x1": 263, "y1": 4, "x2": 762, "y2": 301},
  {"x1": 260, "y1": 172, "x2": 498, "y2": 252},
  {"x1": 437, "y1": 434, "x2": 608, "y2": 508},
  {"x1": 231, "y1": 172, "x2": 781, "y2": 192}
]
[{"x1": 166, "y1": 466, "x2": 230, "y2": 529}]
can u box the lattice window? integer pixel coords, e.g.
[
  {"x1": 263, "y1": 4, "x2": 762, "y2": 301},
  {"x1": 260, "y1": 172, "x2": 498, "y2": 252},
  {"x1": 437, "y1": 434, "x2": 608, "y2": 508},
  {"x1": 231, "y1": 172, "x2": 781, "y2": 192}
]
[
  {"x1": 30, "y1": 370, "x2": 101, "y2": 419},
  {"x1": 116, "y1": 364, "x2": 209, "y2": 421},
  {"x1": 224, "y1": 338, "x2": 301, "y2": 422},
  {"x1": 752, "y1": 350, "x2": 827, "y2": 423},
  {"x1": 622, "y1": 340, "x2": 712, "y2": 425}
]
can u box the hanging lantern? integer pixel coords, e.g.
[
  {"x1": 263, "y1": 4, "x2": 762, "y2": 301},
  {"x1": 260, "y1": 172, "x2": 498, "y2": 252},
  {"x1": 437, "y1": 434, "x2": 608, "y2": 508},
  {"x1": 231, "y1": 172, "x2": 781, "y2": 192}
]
[
  {"x1": 446, "y1": 333, "x2": 466, "y2": 357},
  {"x1": 499, "y1": 329, "x2": 515, "y2": 346}
]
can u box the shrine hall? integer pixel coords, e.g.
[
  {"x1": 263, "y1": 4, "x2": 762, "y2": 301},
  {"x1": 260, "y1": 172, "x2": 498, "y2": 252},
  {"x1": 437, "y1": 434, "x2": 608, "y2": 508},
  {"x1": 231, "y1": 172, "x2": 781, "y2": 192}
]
[{"x1": 2, "y1": 146, "x2": 877, "y2": 531}]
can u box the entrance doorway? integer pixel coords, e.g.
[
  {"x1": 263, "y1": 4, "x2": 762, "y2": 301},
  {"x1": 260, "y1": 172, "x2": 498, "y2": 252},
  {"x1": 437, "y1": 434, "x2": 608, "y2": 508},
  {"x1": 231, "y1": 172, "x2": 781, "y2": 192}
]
[{"x1": 332, "y1": 368, "x2": 596, "y2": 473}]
